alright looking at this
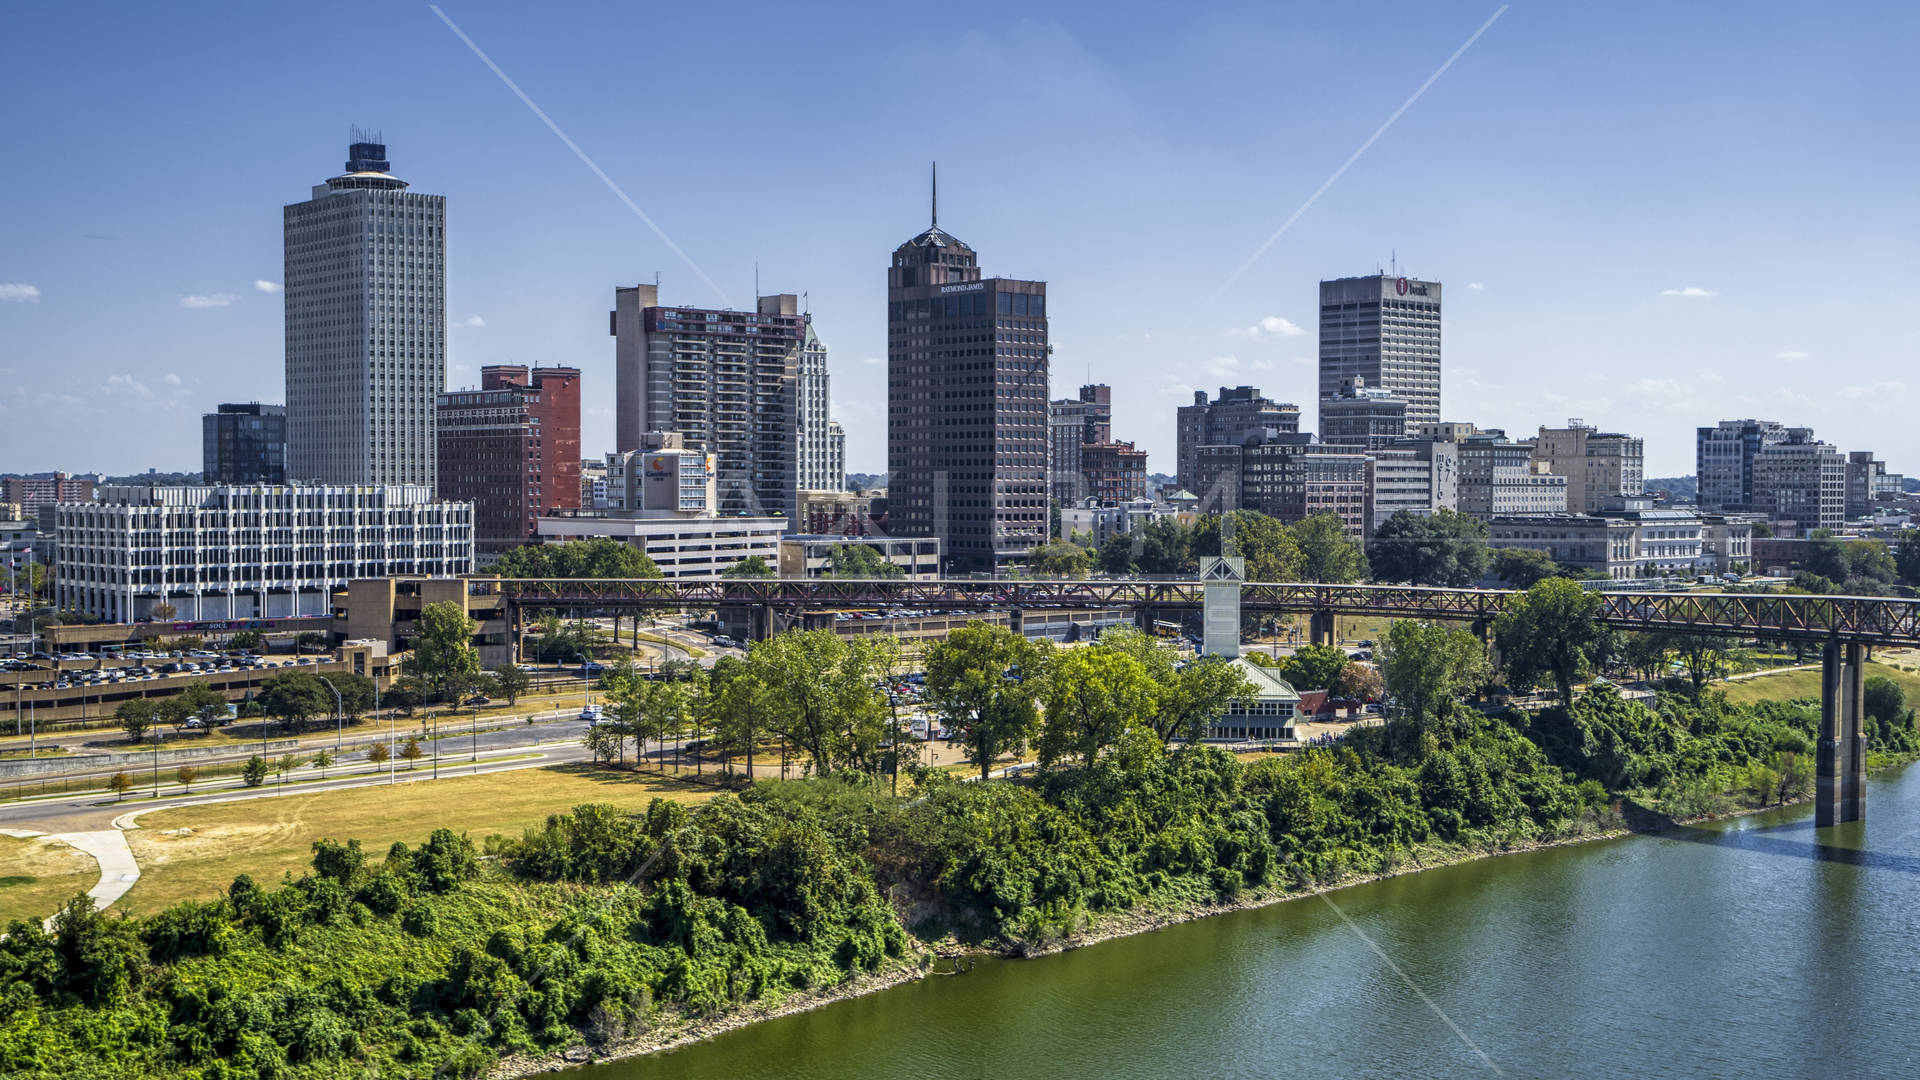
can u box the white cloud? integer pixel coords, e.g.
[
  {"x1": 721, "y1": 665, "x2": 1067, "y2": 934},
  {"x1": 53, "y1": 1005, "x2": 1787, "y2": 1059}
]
[
  {"x1": 1202, "y1": 355, "x2": 1241, "y2": 379},
  {"x1": 1229, "y1": 315, "x2": 1306, "y2": 339},
  {"x1": 253, "y1": 280, "x2": 282, "y2": 293},
  {"x1": 1698, "y1": 371, "x2": 1725, "y2": 384},
  {"x1": 180, "y1": 293, "x2": 236, "y2": 309},
  {"x1": 860, "y1": 355, "x2": 883, "y2": 366},
  {"x1": 1836, "y1": 380, "x2": 1906, "y2": 401},
  {"x1": 1467, "y1": 282, "x2": 1485, "y2": 290},
  {"x1": 0, "y1": 283, "x2": 40, "y2": 303},
  {"x1": 1775, "y1": 350, "x2": 1811, "y2": 361},
  {"x1": 1660, "y1": 286, "x2": 1717, "y2": 298},
  {"x1": 162, "y1": 372, "x2": 182, "y2": 386},
  {"x1": 104, "y1": 374, "x2": 154, "y2": 398},
  {"x1": 460, "y1": 315, "x2": 486, "y2": 328}
]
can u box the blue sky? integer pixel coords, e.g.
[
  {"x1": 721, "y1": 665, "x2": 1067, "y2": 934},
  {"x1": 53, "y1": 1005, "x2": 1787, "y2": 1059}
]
[{"x1": 3, "y1": 1, "x2": 1916, "y2": 479}]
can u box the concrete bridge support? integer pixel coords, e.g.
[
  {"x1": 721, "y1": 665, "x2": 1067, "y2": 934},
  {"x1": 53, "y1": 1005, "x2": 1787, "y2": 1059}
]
[
  {"x1": 1308, "y1": 611, "x2": 1335, "y2": 647},
  {"x1": 1816, "y1": 640, "x2": 1867, "y2": 827}
]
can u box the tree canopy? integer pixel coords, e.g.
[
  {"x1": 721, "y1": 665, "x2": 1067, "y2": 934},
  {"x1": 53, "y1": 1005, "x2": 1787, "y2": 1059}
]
[
  {"x1": 1277, "y1": 644, "x2": 1350, "y2": 692},
  {"x1": 1491, "y1": 547, "x2": 1561, "y2": 589},
  {"x1": 1023, "y1": 541, "x2": 1095, "y2": 578},
  {"x1": 405, "y1": 601, "x2": 481, "y2": 706},
  {"x1": 721, "y1": 555, "x2": 775, "y2": 578},
  {"x1": 825, "y1": 543, "x2": 904, "y2": 579},
  {"x1": 1494, "y1": 577, "x2": 1607, "y2": 705},
  {"x1": 494, "y1": 537, "x2": 662, "y2": 579},
  {"x1": 1366, "y1": 509, "x2": 1490, "y2": 586},
  {"x1": 1293, "y1": 512, "x2": 1368, "y2": 583},
  {"x1": 923, "y1": 622, "x2": 1051, "y2": 778}
]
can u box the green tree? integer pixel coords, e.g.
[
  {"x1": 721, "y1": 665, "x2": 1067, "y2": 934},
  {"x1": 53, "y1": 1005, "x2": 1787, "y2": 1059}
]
[
  {"x1": 1661, "y1": 633, "x2": 1729, "y2": 695},
  {"x1": 257, "y1": 671, "x2": 331, "y2": 734},
  {"x1": 1097, "y1": 531, "x2": 1139, "y2": 575},
  {"x1": 115, "y1": 698, "x2": 158, "y2": 744},
  {"x1": 1278, "y1": 644, "x2": 1350, "y2": 691},
  {"x1": 740, "y1": 630, "x2": 894, "y2": 774},
  {"x1": 399, "y1": 738, "x2": 424, "y2": 770},
  {"x1": 1379, "y1": 620, "x2": 1490, "y2": 743},
  {"x1": 1897, "y1": 534, "x2": 1920, "y2": 588},
  {"x1": 1491, "y1": 547, "x2": 1561, "y2": 589},
  {"x1": 704, "y1": 654, "x2": 773, "y2": 778},
  {"x1": 242, "y1": 755, "x2": 269, "y2": 788},
  {"x1": 226, "y1": 629, "x2": 264, "y2": 652},
  {"x1": 721, "y1": 554, "x2": 775, "y2": 578},
  {"x1": 1335, "y1": 661, "x2": 1384, "y2": 703},
  {"x1": 1293, "y1": 512, "x2": 1368, "y2": 583},
  {"x1": 176, "y1": 680, "x2": 228, "y2": 726},
  {"x1": 825, "y1": 542, "x2": 904, "y2": 579},
  {"x1": 924, "y1": 622, "x2": 1050, "y2": 778},
  {"x1": 1864, "y1": 676, "x2": 1907, "y2": 726},
  {"x1": 175, "y1": 766, "x2": 198, "y2": 794},
  {"x1": 1494, "y1": 577, "x2": 1607, "y2": 705},
  {"x1": 385, "y1": 676, "x2": 426, "y2": 717},
  {"x1": 107, "y1": 771, "x2": 133, "y2": 800},
  {"x1": 294, "y1": 631, "x2": 329, "y2": 654},
  {"x1": 495, "y1": 536, "x2": 662, "y2": 578},
  {"x1": 1193, "y1": 510, "x2": 1303, "y2": 581},
  {"x1": 1621, "y1": 632, "x2": 1671, "y2": 682},
  {"x1": 405, "y1": 601, "x2": 481, "y2": 708},
  {"x1": 1037, "y1": 645, "x2": 1159, "y2": 767},
  {"x1": 1367, "y1": 509, "x2": 1491, "y2": 586},
  {"x1": 150, "y1": 601, "x2": 177, "y2": 621},
  {"x1": 367, "y1": 741, "x2": 391, "y2": 767},
  {"x1": 276, "y1": 753, "x2": 300, "y2": 783},
  {"x1": 491, "y1": 663, "x2": 532, "y2": 706},
  {"x1": 1156, "y1": 654, "x2": 1258, "y2": 745},
  {"x1": 312, "y1": 748, "x2": 334, "y2": 779},
  {"x1": 1024, "y1": 540, "x2": 1095, "y2": 578}
]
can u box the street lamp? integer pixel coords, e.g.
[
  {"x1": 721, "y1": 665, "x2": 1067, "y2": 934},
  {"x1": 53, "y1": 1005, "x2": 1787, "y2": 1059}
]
[{"x1": 315, "y1": 675, "x2": 344, "y2": 749}]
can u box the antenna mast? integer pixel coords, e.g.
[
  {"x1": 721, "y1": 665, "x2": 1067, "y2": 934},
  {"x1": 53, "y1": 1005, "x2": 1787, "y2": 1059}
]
[{"x1": 931, "y1": 161, "x2": 938, "y2": 227}]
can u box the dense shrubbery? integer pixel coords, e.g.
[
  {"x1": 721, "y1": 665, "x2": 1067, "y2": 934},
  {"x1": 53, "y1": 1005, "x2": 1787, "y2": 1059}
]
[{"x1": 4, "y1": 674, "x2": 1911, "y2": 1078}]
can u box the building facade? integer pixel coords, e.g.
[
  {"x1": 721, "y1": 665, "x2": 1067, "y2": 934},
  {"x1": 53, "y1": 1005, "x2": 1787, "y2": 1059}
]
[
  {"x1": 795, "y1": 318, "x2": 844, "y2": 494},
  {"x1": 1, "y1": 473, "x2": 94, "y2": 516},
  {"x1": 610, "y1": 286, "x2": 803, "y2": 521},
  {"x1": 777, "y1": 535, "x2": 943, "y2": 579},
  {"x1": 1080, "y1": 441, "x2": 1149, "y2": 505},
  {"x1": 1845, "y1": 451, "x2": 1904, "y2": 520},
  {"x1": 1751, "y1": 431, "x2": 1846, "y2": 530},
  {"x1": 535, "y1": 513, "x2": 784, "y2": 578},
  {"x1": 599, "y1": 433, "x2": 717, "y2": 516},
  {"x1": 435, "y1": 366, "x2": 582, "y2": 555},
  {"x1": 284, "y1": 137, "x2": 446, "y2": 487},
  {"x1": 1365, "y1": 438, "x2": 1460, "y2": 533},
  {"x1": 55, "y1": 484, "x2": 474, "y2": 622},
  {"x1": 1176, "y1": 386, "x2": 1299, "y2": 494},
  {"x1": 1455, "y1": 433, "x2": 1567, "y2": 518},
  {"x1": 1318, "y1": 377, "x2": 1408, "y2": 450},
  {"x1": 1489, "y1": 502, "x2": 1716, "y2": 581},
  {"x1": 1532, "y1": 420, "x2": 1644, "y2": 514},
  {"x1": 1319, "y1": 274, "x2": 1441, "y2": 427},
  {"x1": 886, "y1": 203, "x2": 1048, "y2": 571},
  {"x1": 1048, "y1": 384, "x2": 1114, "y2": 505},
  {"x1": 203, "y1": 404, "x2": 288, "y2": 484},
  {"x1": 1198, "y1": 434, "x2": 1369, "y2": 534}
]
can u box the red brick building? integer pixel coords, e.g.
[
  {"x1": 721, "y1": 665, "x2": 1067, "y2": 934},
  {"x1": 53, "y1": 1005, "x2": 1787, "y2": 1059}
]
[
  {"x1": 2, "y1": 473, "x2": 94, "y2": 515},
  {"x1": 436, "y1": 366, "x2": 581, "y2": 555}
]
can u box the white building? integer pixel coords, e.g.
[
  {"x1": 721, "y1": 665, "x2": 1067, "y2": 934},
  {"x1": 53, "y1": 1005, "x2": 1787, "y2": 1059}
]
[
  {"x1": 284, "y1": 134, "x2": 445, "y2": 488},
  {"x1": 795, "y1": 319, "x2": 844, "y2": 495},
  {"x1": 55, "y1": 485, "x2": 474, "y2": 623},
  {"x1": 1205, "y1": 658, "x2": 1300, "y2": 742},
  {"x1": 535, "y1": 514, "x2": 784, "y2": 578},
  {"x1": 778, "y1": 535, "x2": 942, "y2": 579},
  {"x1": 1059, "y1": 498, "x2": 1178, "y2": 548},
  {"x1": 1365, "y1": 438, "x2": 1459, "y2": 534}
]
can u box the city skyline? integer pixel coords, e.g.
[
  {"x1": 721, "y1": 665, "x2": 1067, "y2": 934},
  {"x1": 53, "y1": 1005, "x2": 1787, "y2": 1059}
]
[{"x1": 4, "y1": 2, "x2": 1918, "y2": 479}]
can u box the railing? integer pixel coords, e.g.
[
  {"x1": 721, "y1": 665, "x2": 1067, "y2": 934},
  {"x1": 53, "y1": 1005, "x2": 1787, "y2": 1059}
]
[{"x1": 494, "y1": 578, "x2": 1920, "y2": 647}]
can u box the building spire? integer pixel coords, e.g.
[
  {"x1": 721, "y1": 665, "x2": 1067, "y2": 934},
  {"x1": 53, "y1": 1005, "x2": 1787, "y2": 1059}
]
[{"x1": 931, "y1": 161, "x2": 938, "y2": 227}]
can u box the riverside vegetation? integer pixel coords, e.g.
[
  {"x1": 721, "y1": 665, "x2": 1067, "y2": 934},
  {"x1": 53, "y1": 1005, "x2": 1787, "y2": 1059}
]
[{"x1": 4, "y1": 582, "x2": 1917, "y2": 1079}]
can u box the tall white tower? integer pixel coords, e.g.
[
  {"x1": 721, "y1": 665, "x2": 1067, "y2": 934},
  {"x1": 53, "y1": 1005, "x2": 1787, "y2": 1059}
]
[{"x1": 284, "y1": 132, "x2": 446, "y2": 486}]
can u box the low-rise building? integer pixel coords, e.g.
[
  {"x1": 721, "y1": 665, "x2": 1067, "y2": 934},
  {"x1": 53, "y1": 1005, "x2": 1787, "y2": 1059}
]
[
  {"x1": 1364, "y1": 438, "x2": 1459, "y2": 534},
  {"x1": 55, "y1": 484, "x2": 475, "y2": 623},
  {"x1": 1699, "y1": 514, "x2": 1757, "y2": 575},
  {"x1": 1204, "y1": 658, "x2": 1300, "y2": 742},
  {"x1": 535, "y1": 513, "x2": 784, "y2": 577},
  {"x1": 333, "y1": 575, "x2": 511, "y2": 668},
  {"x1": 1058, "y1": 497, "x2": 1184, "y2": 548},
  {"x1": 1488, "y1": 501, "x2": 1713, "y2": 580},
  {"x1": 1532, "y1": 420, "x2": 1644, "y2": 514},
  {"x1": 778, "y1": 535, "x2": 942, "y2": 579}
]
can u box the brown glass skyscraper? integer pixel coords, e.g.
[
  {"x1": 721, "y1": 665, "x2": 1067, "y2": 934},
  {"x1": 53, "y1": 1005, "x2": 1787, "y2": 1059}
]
[{"x1": 887, "y1": 185, "x2": 1048, "y2": 572}]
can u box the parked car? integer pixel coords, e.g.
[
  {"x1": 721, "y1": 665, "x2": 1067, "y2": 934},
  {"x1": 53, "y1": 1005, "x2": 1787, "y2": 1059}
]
[
  {"x1": 579, "y1": 704, "x2": 605, "y2": 722},
  {"x1": 464, "y1": 694, "x2": 491, "y2": 706}
]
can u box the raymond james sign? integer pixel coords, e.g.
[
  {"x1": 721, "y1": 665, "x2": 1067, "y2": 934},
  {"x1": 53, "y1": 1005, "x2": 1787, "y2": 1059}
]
[{"x1": 938, "y1": 282, "x2": 984, "y2": 294}]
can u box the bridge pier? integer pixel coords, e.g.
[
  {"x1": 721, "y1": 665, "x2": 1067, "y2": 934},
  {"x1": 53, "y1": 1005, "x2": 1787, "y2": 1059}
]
[
  {"x1": 1816, "y1": 640, "x2": 1866, "y2": 827},
  {"x1": 1308, "y1": 611, "x2": 1335, "y2": 647}
]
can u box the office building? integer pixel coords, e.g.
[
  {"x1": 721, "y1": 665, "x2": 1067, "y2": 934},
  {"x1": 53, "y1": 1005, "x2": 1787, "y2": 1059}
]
[
  {"x1": 1197, "y1": 434, "x2": 1369, "y2": 534},
  {"x1": 1488, "y1": 500, "x2": 1713, "y2": 581},
  {"x1": 598, "y1": 432, "x2": 717, "y2": 516},
  {"x1": 1699, "y1": 514, "x2": 1757, "y2": 575},
  {"x1": 1532, "y1": 420, "x2": 1644, "y2": 515},
  {"x1": 1, "y1": 473, "x2": 94, "y2": 516},
  {"x1": 610, "y1": 285, "x2": 802, "y2": 521},
  {"x1": 778, "y1": 535, "x2": 943, "y2": 579},
  {"x1": 535, "y1": 514, "x2": 783, "y2": 578},
  {"x1": 1454, "y1": 431, "x2": 1567, "y2": 518},
  {"x1": 795, "y1": 318, "x2": 844, "y2": 493},
  {"x1": 886, "y1": 190, "x2": 1048, "y2": 571},
  {"x1": 1319, "y1": 273, "x2": 1441, "y2": 427},
  {"x1": 1176, "y1": 386, "x2": 1299, "y2": 494},
  {"x1": 1318, "y1": 377, "x2": 1408, "y2": 450},
  {"x1": 202, "y1": 403, "x2": 288, "y2": 484},
  {"x1": 1060, "y1": 498, "x2": 1187, "y2": 549},
  {"x1": 1080, "y1": 441, "x2": 1150, "y2": 504},
  {"x1": 55, "y1": 484, "x2": 474, "y2": 623},
  {"x1": 1752, "y1": 431, "x2": 1846, "y2": 530},
  {"x1": 826, "y1": 420, "x2": 847, "y2": 495},
  {"x1": 284, "y1": 134, "x2": 446, "y2": 486},
  {"x1": 435, "y1": 366, "x2": 582, "y2": 555},
  {"x1": 1845, "y1": 451, "x2": 1904, "y2": 520},
  {"x1": 1049, "y1": 384, "x2": 1114, "y2": 504},
  {"x1": 1365, "y1": 437, "x2": 1459, "y2": 533}
]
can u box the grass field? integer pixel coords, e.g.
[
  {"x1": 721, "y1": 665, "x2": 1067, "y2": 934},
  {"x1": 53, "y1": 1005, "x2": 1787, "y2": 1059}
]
[
  {"x1": 0, "y1": 833, "x2": 99, "y2": 925},
  {"x1": 1719, "y1": 661, "x2": 1920, "y2": 706},
  {"x1": 115, "y1": 763, "x2": 719, "y2": 914}
]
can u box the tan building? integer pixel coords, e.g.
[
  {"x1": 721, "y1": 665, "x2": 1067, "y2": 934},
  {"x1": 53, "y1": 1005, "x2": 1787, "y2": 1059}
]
[
  {"x1": 1532, "y1": 420, "x2": 1645, "y2": 515},
  {"x1": 333, "y1": 576, "x2": 511, "y2": 668}
]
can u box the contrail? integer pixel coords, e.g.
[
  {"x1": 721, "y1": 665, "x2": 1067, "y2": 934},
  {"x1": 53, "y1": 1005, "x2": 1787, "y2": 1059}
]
[
  {"x1": 429, "y1": 4, "x2": 735, "y2": 308},
  {"x1": 1208, "y1": 5, "x2": 1509, "y2": 305}
]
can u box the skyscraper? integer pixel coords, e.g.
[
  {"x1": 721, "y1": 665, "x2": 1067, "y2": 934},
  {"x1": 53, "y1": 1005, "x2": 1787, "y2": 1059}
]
[
  {"x1": 610, "y1": 286, "x2": 801, "y2": 521},
  {"x1": 1319, "y1": 274, "x2": 1441, "y2": 428},
  {"x1": 203, "y1": 403, "x2": 287, "y2": 484},
  {"x1": 436, "y1": 366, "x2": 582, "y2": 555},
  {"x1": 284, "y1": 133, "x2": 446, "y2": 486},
  {"x1": 796, "y1": 316, "x2": 839, "y2": 492},
  {"x1": 1175, "y1": 386, "x2": 1300, "y2": 494},
  {"x1": 887, "y1": 177, "x2": 1048, "y2": 571}
]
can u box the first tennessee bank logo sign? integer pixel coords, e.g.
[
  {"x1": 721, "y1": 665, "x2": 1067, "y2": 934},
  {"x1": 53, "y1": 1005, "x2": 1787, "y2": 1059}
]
[{"x1": 1394, "y1": 277, "x2": 1430, "y2": 298}]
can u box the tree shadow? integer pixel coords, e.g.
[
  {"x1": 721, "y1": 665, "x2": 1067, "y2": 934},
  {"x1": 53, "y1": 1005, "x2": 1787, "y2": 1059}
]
[
  {"x1": 545, "y1": 760, "x2": 740, "y2": 793},
  {"x1": 1621, "y1": 798, "x2": 1920, "y2": 875}
]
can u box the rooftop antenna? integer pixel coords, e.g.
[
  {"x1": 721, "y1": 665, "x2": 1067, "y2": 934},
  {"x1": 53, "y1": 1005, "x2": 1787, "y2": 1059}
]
[
  {"x1": 653, "y1": 271, "x2": 661, "y2": 288},
  {"x1": 931, "y1": 161, "x2": 938, "y2": 227},
  {"x1": 755, "y1": 261, "x2": 760, "y2": 299},
  {"x1": 1391, "y1": 250, "x2": 1397, "y2": 277}
]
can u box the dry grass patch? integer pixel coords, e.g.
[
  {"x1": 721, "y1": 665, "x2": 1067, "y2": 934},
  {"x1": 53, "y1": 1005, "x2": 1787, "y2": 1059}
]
[
  {"x1": 116, "y1": 763, "x2": 717, "y2": 914},
  {"x1": 0, "y1": 833, "x2": 100, "y2": 925},
  {"x1": 1719, "y1": 661, "x2": 1920, "y2": 707}
]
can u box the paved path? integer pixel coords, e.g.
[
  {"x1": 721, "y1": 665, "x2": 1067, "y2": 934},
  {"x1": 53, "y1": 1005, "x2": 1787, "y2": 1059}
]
[{"x1": 54, "y1": 829, "x2": 139, "y2": 913}]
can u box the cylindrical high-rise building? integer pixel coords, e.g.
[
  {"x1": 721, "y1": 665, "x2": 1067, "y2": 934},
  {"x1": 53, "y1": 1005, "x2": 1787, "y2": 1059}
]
[{"x1": 284, "y1": 133, "x2": 446, "y2": 487}]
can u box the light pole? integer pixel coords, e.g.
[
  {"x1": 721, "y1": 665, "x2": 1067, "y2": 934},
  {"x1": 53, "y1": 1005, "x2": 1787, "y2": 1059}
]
[{"x1": 315, "y1": 675, "x2": 343, "y2": 749}]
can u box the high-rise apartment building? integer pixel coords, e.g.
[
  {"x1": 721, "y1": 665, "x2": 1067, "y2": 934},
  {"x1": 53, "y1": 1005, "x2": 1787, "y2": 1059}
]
[
  {"x1": 284, "y1": 135, "x2": 446, "y2": 486},
  {"x1": 203, "y1": 403, "x2": 287, "y2": 484},
  {"x1": 1176, "y1": 386, "x2": 1300, "y2": 494},
  {"x1": 886, "y1": 197, "x2": 1048, "y2": 571},
  {"x1": 796, "y1": 317, "x2": 842, "y2": 493},
  {"x1": 1532, "y1": 420, "x2": 1644, "y2": 515},
  {"x1": 610, "y1": 286, "x2": 802, "y2": 521},
  {"x1": 1319, "y1": 274, "x2": 1441, "y2": 427},
  {"x1": 1, "y1": 473, "x2": 94, "y2": 517},
  {"x1": 1318, "y1": 377, "x2": 1408, "y2": 450},
  {"x1": 1697, "y1": 419, "x2": 1846, "y2": 528},
  {"x1": 435, "y1": 366, "x2": 582, "y2": 555}
]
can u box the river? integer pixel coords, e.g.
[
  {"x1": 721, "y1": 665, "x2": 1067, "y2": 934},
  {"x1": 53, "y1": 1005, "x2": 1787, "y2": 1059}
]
[{"x1": 594, "y1": 764, "x2": 1920, "y2": 1080}]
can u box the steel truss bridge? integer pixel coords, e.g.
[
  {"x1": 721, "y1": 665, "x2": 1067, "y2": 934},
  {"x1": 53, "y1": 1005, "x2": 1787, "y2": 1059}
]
[{"x1": 495, "y1": 578, "x2": 1920, "y2": 649}]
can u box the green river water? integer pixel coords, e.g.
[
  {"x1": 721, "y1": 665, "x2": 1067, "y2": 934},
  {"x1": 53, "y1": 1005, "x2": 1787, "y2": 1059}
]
[{"x1": 590, "y1": 764, "x2": 1920, "y2": 1079}]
